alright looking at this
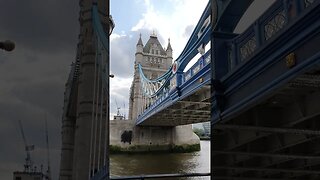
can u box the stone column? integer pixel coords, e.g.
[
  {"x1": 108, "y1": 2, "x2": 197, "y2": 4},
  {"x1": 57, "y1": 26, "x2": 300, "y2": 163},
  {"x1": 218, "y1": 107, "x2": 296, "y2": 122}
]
[{"x1": 72, "y1": 0, "x2": 108, "y2": 179}]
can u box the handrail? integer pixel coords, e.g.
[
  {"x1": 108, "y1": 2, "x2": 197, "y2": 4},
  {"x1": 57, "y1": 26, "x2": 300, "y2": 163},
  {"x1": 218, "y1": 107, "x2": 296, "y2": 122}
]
[{"x1": 110, "y1": 172, "x2": 211, "y2": 180}]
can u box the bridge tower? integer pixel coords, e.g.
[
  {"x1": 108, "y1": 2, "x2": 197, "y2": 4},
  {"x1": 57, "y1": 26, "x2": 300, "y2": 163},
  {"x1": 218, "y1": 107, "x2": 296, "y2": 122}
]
[
  {"x1": 129, "y1": 33, "x2": 173, "y2": 120},
  {"x1": 59, "y1": 0, "x2": 109, "y2": 180},
  {"x1": 110, "y1": 33, "x2": 199, "y2": 153}
]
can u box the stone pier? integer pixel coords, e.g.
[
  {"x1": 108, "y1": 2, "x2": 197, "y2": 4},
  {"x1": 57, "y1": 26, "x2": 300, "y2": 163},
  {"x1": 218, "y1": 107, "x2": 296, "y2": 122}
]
[{"x1": 110, "y1": 119, "x2": 200, "y2": 153}]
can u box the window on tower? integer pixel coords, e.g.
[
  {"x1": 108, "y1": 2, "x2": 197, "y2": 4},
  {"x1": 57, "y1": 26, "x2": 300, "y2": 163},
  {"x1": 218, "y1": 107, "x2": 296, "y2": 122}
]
[{"x1": 151, "y1": 49, "x2": 154, "y2": 54}]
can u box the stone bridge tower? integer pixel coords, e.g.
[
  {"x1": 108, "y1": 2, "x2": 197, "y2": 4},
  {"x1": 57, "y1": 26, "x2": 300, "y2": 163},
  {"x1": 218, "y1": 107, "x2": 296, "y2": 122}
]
[
  {"x1": 110, "y1": 33, "x2": 199, "y2": 153},
  {"x1": 129, "y1": 33, "x2": 173, "y2": 120}
]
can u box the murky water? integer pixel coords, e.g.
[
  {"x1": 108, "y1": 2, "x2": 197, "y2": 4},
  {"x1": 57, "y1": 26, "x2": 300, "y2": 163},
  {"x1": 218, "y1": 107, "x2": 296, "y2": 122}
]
[{"x1": 110, "y1": 141, "x2": 210, "y2": 179}]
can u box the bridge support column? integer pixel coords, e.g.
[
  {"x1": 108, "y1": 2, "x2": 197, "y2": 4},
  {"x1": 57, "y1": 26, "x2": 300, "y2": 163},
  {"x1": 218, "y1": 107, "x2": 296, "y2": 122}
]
[{"x1": 110, "y1": 121, "x2": 200, "y2": 153}]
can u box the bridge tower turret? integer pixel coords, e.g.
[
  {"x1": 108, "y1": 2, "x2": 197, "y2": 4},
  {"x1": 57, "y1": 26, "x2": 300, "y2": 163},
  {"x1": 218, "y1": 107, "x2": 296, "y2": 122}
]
[
  {"x1": 135, "y1": 34, "x2": 144, "y2": 64},
  {"x1": 166, "y1": 38, "x2": 173, "y2": 67}
]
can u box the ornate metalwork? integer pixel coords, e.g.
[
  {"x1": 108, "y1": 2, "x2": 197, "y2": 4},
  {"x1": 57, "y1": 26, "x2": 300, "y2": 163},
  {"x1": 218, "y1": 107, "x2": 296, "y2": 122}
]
[
  {"x1": 289, "y1": 74, "x2": 320, "y2": 88},
  {"x1": 192, "y1": 64, "x2": 201, "y2": 74},
  {"x1": 240, "y1": 36, "x2": 257, "y2": 61},
  {"x1": 305, "y1": 0, "x2": 315, "y2": 7},
  {"x1": 205, "y1": 54, "x2": 211, "y2": 65},
  {"x1": 264, "y1": 11, "x2": 287, "y2": 40},
  {"x1": 170, "y1": 76, "x2": 177, "y2": 90},
  {"x1": 285, "y1": 52, "x2": 296, "y2": 68},
  {"x1": 185, "y1": 72, "x2": 191, "y2": 81}
]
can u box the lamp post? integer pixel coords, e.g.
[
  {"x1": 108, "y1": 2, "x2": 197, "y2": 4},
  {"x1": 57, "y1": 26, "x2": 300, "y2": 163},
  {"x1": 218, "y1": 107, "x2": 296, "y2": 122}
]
[{"x1": 0, "y1": 40, "x2": 15, "y2": 51}]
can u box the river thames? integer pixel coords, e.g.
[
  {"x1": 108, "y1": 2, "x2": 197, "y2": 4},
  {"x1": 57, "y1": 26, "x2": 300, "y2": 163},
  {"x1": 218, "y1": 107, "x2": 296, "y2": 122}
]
[{"x1": 110, "y1": 140, "x2": 210, "y2": 179}]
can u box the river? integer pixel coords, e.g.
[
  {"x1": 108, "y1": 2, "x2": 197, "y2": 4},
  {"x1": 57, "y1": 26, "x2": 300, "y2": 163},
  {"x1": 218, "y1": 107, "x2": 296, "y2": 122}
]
[{"x1": 110, "y1": 140, "x2": 210, "y2": 179}]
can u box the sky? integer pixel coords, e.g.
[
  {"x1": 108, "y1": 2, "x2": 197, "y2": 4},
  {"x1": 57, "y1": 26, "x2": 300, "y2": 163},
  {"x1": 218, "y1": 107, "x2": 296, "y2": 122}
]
[
  {"x1": 0, "y1": 0, "x2": 276, "y2": 179},
  {"x1": 0, "y1": 0, "x2": 208, "y2": 179}
]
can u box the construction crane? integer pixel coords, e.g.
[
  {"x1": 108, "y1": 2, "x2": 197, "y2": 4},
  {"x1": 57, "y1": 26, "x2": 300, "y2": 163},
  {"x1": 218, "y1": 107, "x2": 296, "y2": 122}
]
[
  {"x1": 115, "y1": 99, "x2": 121, "y2": 116},
  {"x1": 123, "y1": 101, "x2": 126, "y2": 119},
  {"x1": 17, "y1": 119, "x2": 34, "y2": 172},
  {"x1": 45, "y1": 114, "x2": 52, "y2": 180}
]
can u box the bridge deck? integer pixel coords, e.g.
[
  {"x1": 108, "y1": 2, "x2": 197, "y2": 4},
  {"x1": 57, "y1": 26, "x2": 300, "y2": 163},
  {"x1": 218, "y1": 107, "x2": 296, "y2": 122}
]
[
  {"x1": 212, "y1": 67, "x2": 320, "y2": 179},
  {"x1": 138, "y1": 85, "x2": 211, "y2": 126}
]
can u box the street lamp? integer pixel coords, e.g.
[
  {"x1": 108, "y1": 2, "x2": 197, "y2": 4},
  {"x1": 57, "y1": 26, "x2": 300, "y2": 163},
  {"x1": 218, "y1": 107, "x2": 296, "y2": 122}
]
[
  {"x1": 0, "y1": 40, "x2": 15, "y2": 51},
  {"x1": 109, "y1": 15, "x2": 115, "y2": 35}
]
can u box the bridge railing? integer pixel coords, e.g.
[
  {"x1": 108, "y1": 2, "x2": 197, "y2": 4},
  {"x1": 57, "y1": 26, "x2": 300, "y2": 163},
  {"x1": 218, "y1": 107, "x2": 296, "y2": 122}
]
[
  {"x1": 110, "y1": 172, "x2": 211, "y2": 180},
  {"x1": 210, "y1": 0, "x2": 320, "y2": 122},
  {"x1": 227, "y1": 0, "x2": 316, "y2": 73},
  {"x1": 183, "y1": 50, "x2": 211, "y2": 84}
]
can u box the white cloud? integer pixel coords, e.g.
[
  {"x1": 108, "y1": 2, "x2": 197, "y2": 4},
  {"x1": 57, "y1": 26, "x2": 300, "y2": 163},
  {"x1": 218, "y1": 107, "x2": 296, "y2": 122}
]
[
  {"x1": 110, "y1": 77, "x2": 132, "y2": 119},
  {"x1": 131, "y1": 0, "x2": 209, "y2": 59}
]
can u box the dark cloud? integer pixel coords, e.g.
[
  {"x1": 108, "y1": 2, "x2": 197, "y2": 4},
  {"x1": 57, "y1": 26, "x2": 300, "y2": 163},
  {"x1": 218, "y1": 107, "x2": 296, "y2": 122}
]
[
  {"x1": 0, "y1": 0, "x2": 79, "y2": 179},
  {"x1": 0, "y1": 0, "x2": 79, "y2": 53}
]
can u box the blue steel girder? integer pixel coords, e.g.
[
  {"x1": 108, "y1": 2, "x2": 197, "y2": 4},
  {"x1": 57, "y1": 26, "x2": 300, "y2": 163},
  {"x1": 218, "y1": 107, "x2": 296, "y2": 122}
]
[
  {"x1": 136, "y1": 61, "x2": 211, "y2": 126},
  {"x1": 212, "y1": 0, "x2": 320, "y2": 123}
]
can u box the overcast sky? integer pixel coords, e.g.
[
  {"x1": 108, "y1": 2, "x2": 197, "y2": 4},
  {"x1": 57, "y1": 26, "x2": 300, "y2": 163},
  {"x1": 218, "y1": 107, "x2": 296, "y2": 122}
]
[{"x1": 0, "y1": 0, "x2": 276, "y2": 179}]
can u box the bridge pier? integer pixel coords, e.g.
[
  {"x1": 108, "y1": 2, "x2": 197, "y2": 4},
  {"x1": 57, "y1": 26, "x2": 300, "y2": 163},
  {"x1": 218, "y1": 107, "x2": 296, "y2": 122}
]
[{"x1": 110, "y1": 120, "x2": 200, "y2": 153}]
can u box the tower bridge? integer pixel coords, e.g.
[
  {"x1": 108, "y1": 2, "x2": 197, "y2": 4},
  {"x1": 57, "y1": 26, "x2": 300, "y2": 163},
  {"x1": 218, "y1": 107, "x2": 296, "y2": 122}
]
[{"x1": 59, "y1": 0, "x2": 320, "y2": 179}]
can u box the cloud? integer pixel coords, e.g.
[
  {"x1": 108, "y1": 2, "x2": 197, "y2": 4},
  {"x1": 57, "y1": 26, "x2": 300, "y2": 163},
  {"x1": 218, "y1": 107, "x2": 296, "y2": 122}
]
[
  {"x1": 183, "y1": 25, "x2": 195, "y2": 38},
  {"x1": 0, "y1": 0, "x2": 79, "y2": 179},
  {"x1": 131, "y1": 0, "x2": 209, "y2": 58},
  {"x1": 110, "y1": 77, "x2": 132, "y2": 118},
  {"x1": 0, "y1": 0, "x2": 79, "y2": 53}
]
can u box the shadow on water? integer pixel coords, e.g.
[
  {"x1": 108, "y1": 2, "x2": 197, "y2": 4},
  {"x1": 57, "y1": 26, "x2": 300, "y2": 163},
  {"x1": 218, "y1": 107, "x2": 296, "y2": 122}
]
[{"x1": 110, "y1": 141, "x2": 210, "y2": 180}]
